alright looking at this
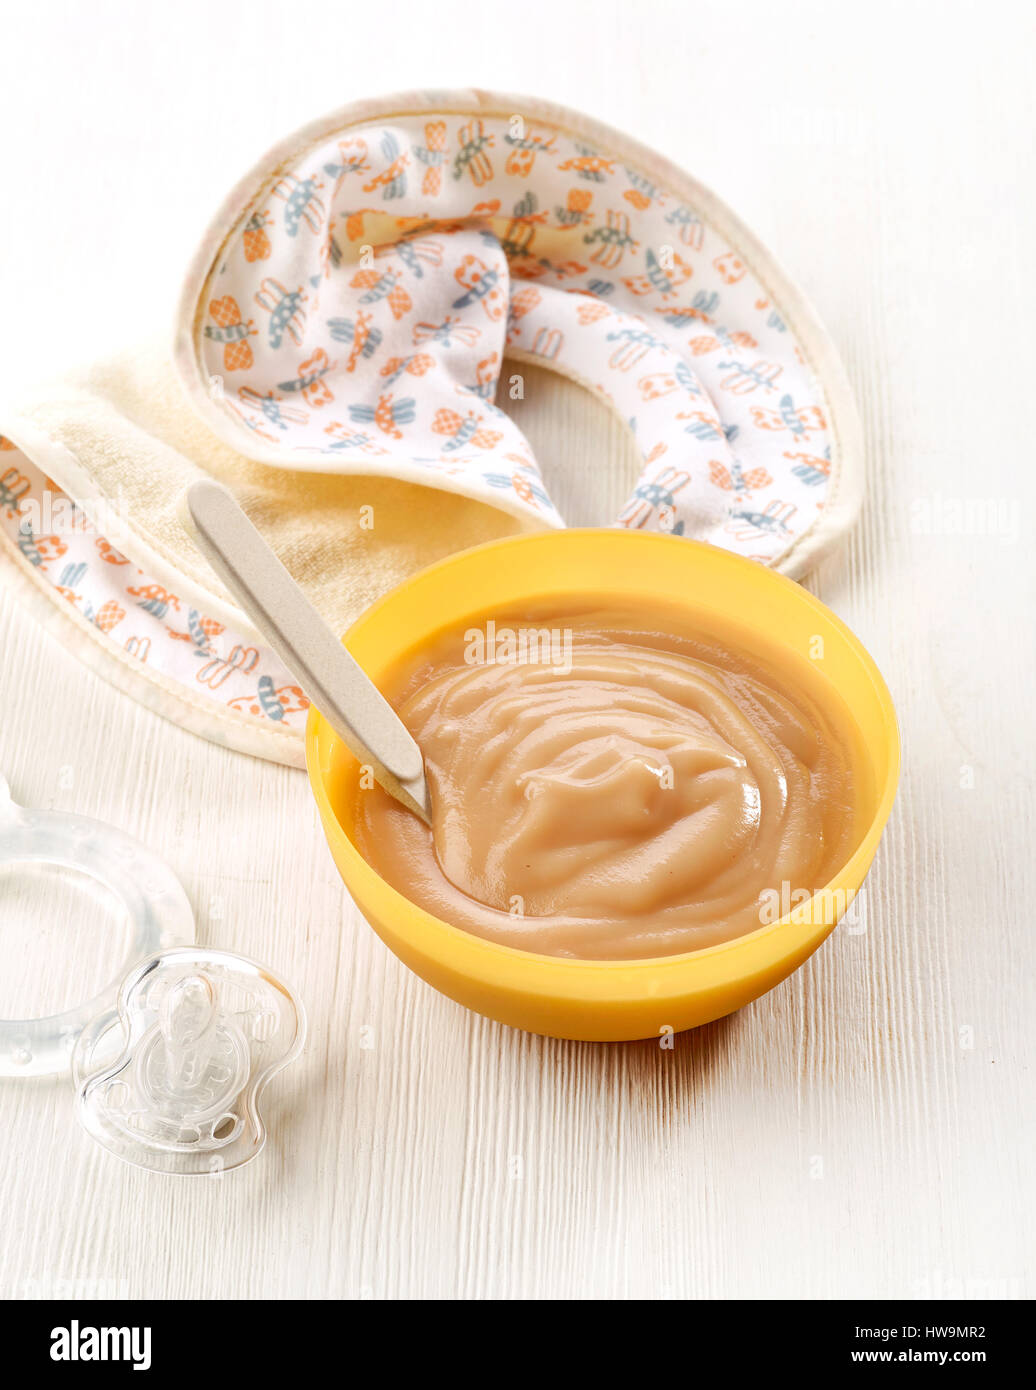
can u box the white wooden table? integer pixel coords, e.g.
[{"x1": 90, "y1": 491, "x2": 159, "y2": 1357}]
[{"x1": 0, "y1": 0, "x2": 1031, "y2": 1300}]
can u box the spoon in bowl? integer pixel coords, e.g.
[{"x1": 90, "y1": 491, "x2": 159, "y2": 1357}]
[{"x1": 184, "y1": 479, "x2": 431, "y2": 824}]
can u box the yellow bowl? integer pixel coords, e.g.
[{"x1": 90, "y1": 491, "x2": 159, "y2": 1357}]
[{"x1": 306, "y1": 530, "x2": 899, "y2": 1041}]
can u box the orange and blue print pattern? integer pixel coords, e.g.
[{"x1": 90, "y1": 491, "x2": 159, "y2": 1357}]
[{"x1": 194, "y1": 111, "x2": 835, "y2": 563}]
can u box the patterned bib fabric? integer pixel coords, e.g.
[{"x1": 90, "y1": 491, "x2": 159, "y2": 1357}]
[
  {"x1": 0, "y1": 93, "x2": 861, "y2": 767},
  {"x1": 178, "y1": 93, "x2": 861, "y2": 569},
  {"x1": 0, "y1": 447, "x2": 311, "y2": 751}
]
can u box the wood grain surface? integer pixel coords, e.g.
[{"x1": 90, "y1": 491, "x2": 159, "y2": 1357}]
[{"x1": 0, "y1": 0, "x2": 1031, "y2": 1299}]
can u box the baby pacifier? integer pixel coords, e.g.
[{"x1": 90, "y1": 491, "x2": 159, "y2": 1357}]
[
  {"x1": 74, "y1": 948, "x2": 305, "y2": 1175},
  {"x1": 0, "y1": 774, "x2": 305, "y2": 1173}
]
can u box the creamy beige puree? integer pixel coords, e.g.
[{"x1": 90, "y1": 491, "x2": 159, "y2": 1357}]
[{"x1": 354, "y1": 604, "x2": 864, "y2": 960}]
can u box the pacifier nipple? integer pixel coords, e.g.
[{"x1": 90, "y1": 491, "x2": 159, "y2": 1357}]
[
  {"x1": 163, "y1": 973, "x2": 217, "y2": 1056},
  {"x1": 154, "y1": 973, "x2": 238, "y2": 1099},
  {"x1": 73, "y1": 948, "x2": 305, "y2": 1175},
  {"x1": 137, "y1": 971, "x2": 250, "y2": 1131}
]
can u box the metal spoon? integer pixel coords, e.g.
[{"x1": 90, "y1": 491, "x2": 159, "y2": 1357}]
[{"x1": 185, "y1": 479, "x2": 431, "y2": 823}]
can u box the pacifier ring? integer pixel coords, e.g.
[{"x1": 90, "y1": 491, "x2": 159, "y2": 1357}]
[{"x1": 0, "y1": 775, "x2": 196, "y2": 1077}]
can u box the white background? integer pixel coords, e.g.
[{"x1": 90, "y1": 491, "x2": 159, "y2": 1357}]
[{"x1": 0, "y1": 0, "x2": 1032, "y2": 1299}]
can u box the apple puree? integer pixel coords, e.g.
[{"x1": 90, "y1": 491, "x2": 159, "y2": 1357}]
[{"x1": 353, "y1": 604, "x2": 864, "y2": 960}]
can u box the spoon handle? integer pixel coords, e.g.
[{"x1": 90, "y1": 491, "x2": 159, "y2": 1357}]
[{"x1": 185, "y1": 480, "x2": 430, "y2": 823}]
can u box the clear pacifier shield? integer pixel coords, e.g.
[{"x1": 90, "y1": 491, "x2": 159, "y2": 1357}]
[{"x1": 73, "y1": 947, "x2": 305, "y2": 1174}]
